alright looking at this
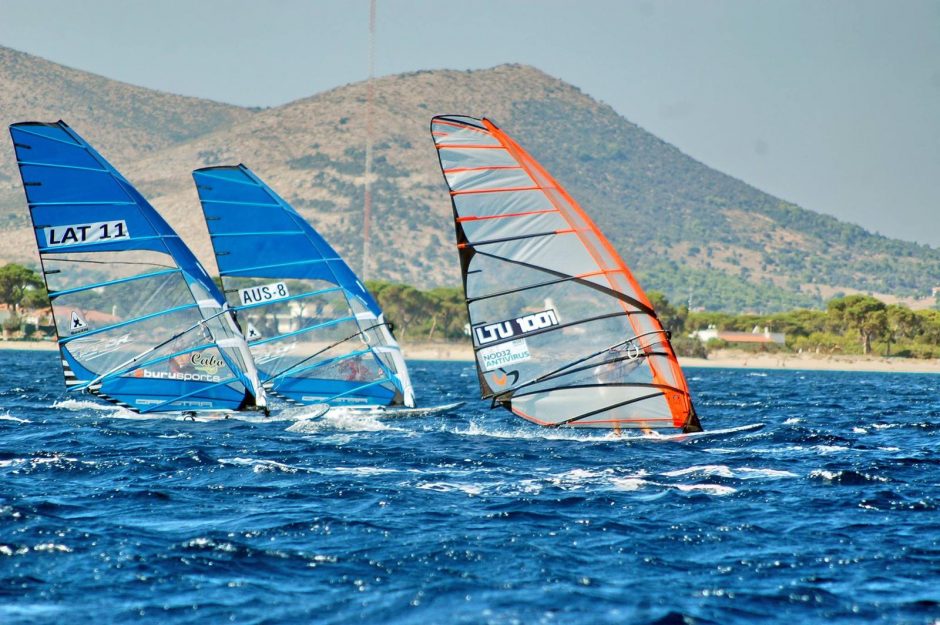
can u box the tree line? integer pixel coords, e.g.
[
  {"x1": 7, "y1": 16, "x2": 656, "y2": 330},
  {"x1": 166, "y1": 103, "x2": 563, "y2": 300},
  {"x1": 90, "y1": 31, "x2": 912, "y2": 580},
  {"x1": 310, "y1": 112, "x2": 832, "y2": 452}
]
[
  {"x1": 651, "y1": 291, "x2": 940, "y2": 359},
  {"x1": 5, "y1": 262, "x2": 940, "y2": 359}
]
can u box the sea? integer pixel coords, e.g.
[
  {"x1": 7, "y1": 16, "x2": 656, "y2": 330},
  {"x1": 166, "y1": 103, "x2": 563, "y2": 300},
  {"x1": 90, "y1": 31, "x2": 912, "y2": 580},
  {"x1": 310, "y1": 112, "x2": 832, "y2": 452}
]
[{"x1": 0, "y1": 349, "x2": 938, "y2": 625}]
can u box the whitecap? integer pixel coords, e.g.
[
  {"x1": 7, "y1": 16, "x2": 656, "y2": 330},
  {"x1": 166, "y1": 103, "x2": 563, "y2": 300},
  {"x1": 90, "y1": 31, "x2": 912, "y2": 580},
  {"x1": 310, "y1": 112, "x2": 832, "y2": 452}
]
[
  {"x1": 673, "y1": 483, "x2": 737, "y2": 496},
  {"x1": 415, "y1": 481, "x2": 482, "y2": 496},
  {"x1": 0, "y1": 414, "x2": 30, "y2": 424},
  {"x1": 610, "y1": 477, "x2": 649, "y2": 491},
  {"x1": 219, "y1": 457, "x2": 309, "y2": 474},
  {"x1": 286, "y1": 411, "x2": 399, "y2": 434},
  {"x1": 662, "y1": 464, "x2": 735, "y2": 479},
  {"x1": 32, "y1": 543, "x2": 72, "y2": 553}
]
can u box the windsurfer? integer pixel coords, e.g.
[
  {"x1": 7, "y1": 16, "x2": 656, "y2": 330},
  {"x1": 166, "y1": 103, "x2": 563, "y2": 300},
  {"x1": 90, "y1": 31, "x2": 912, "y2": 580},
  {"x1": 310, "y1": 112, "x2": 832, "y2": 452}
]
[
  {"x1": 168, "y1": 338, "x2": 192, "y2": 374},
  {"x1": 340, "y1": 355, "x2": 370, "y2": 381}
]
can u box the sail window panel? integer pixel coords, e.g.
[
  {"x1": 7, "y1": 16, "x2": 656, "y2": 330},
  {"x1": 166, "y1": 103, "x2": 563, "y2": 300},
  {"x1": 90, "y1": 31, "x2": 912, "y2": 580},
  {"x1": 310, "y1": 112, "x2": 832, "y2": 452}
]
[
  {"x1": 118, "y1": 344, "x2": 237, "y2": 387},
  {"x1": 51, "y1": 270, "x2": 195, "y2": 339},
  {"x1": 476, "y1": 232, "x2": 601, "y2": 279},
  {"x1": 249, "y1": 317, "x2": 364, "y2": 380},
  {"x1": 453, "y1": 188, "x2": 554, "y2": 219},
  {"x1": 512, "y1": 388, "x2": 672, "y2": 428},
  {"x1": 572, "y1": 230, "x2": 622, "y2": 274},
  {"x1": 431, "y1": 121, "x2": 501, "y2": 145},
  {"x1": 63, "y1": 306, "x2": 210, "y2": 377},
  {"x1": 592, "y1": 270, "x2": 647, "y2": 306},
  {"x1": 272, "y1": 345, "x2": 388, "y2": 388},
  {"x1": 543, "y1": 189, "x2": 592, "y2": 232},
  {"x1": 226, "y1": 277, "x2": 348, "y2": 315},
  {"x1": 646, "y1": 353, "x2": 683, "y2": 389},
  {"x1": 468, "y1": 273, "x2": 627, "y2": 338},
  {"x1": 446, "y1": 168, "x2": 535, "y2": 193},
  {"x1": 464, "y1": 253, "x2": 569, "y2": 301},
  {"x1": 516, "y1": 350, "x2": 660, "y2": 403},
  {"x1": 42, "y1": 250, "x2": 178, "y2": 293},
  {"x1": 438, "y1": 147, "x2": 517, "y2": 171},
  {"x1": 476, "y1": 315, "x2": 642, "y2": 395},
  {"x1": 460, "y1": 211, "x2": 569, "y2": 245},
  {"x1": 18, "y1": 164, "x2": 132, "y2": 205}
]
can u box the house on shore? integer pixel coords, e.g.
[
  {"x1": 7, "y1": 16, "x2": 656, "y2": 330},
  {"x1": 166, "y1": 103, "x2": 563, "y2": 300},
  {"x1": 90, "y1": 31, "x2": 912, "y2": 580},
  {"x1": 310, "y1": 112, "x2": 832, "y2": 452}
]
[{"x1": 691, "y1": 324, "x2": 786, "y2": 346}]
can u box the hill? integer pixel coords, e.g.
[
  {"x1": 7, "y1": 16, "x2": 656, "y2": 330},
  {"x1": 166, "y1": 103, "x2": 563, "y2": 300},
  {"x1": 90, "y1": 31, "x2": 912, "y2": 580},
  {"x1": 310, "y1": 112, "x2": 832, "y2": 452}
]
[{"x1": 1, "y1": 48, "x2": 938, "y2": 313}]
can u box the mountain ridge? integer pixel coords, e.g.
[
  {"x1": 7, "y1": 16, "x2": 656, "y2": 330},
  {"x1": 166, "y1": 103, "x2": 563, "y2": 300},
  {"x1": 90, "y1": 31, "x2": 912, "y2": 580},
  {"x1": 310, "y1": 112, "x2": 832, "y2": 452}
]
[{"x1": 1, "y1": 48, "x2": 937, "y2": 313}]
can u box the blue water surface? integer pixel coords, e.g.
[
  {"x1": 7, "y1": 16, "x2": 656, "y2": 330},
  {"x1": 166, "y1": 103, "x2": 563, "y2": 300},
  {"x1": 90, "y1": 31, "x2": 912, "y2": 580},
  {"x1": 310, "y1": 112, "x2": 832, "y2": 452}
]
[{"x1": 0, "y1": 350, "x2": 938, "y2": 624}]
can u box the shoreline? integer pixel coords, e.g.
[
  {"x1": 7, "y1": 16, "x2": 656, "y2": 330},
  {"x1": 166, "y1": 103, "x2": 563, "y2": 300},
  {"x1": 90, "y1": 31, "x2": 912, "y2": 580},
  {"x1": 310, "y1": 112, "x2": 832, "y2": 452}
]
[{"x1": 4, "y1": 339, "x2": 939, "y2": 374}]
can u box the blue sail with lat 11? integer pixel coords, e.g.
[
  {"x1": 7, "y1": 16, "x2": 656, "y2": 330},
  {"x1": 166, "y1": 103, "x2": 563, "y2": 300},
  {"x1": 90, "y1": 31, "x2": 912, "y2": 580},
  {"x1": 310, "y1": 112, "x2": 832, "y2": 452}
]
[
  {"x1": 192, "y1": 165, "x2": 415, "y2": 408},
  {"x1": 8, "y1": 121, "x2": 267, "y2": 414}
]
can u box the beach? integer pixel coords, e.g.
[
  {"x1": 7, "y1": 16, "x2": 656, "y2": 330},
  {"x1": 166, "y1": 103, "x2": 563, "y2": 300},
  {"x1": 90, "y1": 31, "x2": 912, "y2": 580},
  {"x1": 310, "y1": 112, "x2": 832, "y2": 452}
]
[{"x1": 4, "y1": 339, "x2": 940, "y2": 374}]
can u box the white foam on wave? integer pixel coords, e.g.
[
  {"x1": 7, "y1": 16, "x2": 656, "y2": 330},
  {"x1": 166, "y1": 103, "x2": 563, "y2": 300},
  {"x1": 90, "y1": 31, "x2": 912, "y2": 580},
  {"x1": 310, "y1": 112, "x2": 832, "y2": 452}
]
[
  {"x1": 286, "y1": 410, "x2": 400, "y2": 434},
  {"x1": 415, "y1": 481, "x2": 482, "y2": 496},
  {"x1": 610, "y1": 477, "x2": 736, "y2": 496},
  {"x1": 219, "y1": 457, "x2": 310, "y2": 474},
  {"x1": 609, "y1": 477, "x2": 649, "y2": 491},
  {"x1": 31, "y1": 543, "x2": 73, "y2": 553},
  {"x1": 0, "y1": 413, "x2": 30, "y2": 424},
  {"x1": 673, "y1": 483, "x2": 737, "y2": 496},
  {"x1": 455, "y1": 420, "x2": 624, "y2": 443},
  {"x1": 784, "y1": 417, "x2": 802, "y2": 425},
  {"x1": 661, "y1": 464, "x2": 797, "y2": 480},
  {"x1": 51, "y1": 399, "x2": 138, "y2": 419},
  {"x1": 182, "y1": 537, "x2": 238, "y2": 552},
  {"x1": 330, "y1": 466, "x2": 399, "y2": 476},
  {"x1": 814, "y1": 445, "x2": 850, "y2": 455}
]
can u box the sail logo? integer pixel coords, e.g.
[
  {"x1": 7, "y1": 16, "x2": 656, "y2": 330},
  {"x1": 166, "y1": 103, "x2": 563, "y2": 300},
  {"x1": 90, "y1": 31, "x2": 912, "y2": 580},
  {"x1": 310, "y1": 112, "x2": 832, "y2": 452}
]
[
  {"x1": 479, "y1": 339, "x2": 531, "y2": 372},
  {"x1": 245, "y1": 323, "x2": 262, "y2": 341},
  {"x1": 69, "y1": 311, "x2": 90, "y2": 335},
  {"x1": 45, "y1": 220, "x2": 129, "y2": 249},
  {"x1": 190, "y1": 351, "x2": 225, "y2": 375},
  {"x1": 132, "y1": 368, "x2": 221, "y2": 383},
  {"x1": 238, "y1": 282, "x2": 290, "y2": 306},
  {"x1": 473, "y1": 309, "x2": 559, "y2": 345}
]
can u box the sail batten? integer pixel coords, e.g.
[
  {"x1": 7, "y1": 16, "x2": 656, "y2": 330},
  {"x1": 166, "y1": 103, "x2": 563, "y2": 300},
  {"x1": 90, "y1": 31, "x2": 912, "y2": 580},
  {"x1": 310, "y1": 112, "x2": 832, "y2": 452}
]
[
  {"x1": 193, "y1": 164, "x2": 416, "y2": 408},
  {"x1": 9, "y1": 120, "x2": 266, "y2": 414},
  {"x1": 431, "y1": 115, "x2": 701, "y2": 431}
]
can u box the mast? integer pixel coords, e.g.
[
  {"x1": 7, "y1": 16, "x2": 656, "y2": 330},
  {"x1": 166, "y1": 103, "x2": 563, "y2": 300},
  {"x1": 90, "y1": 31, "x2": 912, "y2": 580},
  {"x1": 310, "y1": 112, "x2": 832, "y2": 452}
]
[{"x1": 362, "y1": 0, "x2": 376, "y2": 279}]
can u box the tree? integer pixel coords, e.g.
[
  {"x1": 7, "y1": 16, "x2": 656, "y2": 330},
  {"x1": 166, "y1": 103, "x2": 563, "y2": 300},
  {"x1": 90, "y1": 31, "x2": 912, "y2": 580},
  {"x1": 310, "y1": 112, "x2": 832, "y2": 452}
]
[
  {"x1": 827, "y1": 295, "x2": 887, "y2": 355},
  {"x1": 0, "y1": 264, "x2": 44, "y2": 316},
  {"x1": 884, "y1": 304, "x2": 918, "y2": 357},
  {"x1": 647, "y1": 291, "x2": 688, "y2": 334}
]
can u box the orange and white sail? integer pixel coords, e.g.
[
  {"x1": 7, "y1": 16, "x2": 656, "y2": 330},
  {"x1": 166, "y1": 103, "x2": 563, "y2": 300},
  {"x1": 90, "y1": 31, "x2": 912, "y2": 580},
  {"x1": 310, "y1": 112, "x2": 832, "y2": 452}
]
[{"x1": 430, "y1": 115, "x2": 701, "y2": 431}]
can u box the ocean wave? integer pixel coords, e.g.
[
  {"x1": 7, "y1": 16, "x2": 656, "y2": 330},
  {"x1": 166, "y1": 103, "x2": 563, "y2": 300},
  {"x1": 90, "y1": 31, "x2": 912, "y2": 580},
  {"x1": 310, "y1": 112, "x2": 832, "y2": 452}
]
[
  {"x1": 0, "y1": 413, "x2": 30, "y2": 423},
  {"x1": 809, "y1": 469, "x2": 888, "y2": 485},
  {"x1": 661, "y1": 464, "x2": 797, "y2": 479},
  {"x1": 286, "y1": 411, "x2": 400, "y2": 433},
  {"x1": 219, "y1": 457, "x2": 311, "y2": 474}
]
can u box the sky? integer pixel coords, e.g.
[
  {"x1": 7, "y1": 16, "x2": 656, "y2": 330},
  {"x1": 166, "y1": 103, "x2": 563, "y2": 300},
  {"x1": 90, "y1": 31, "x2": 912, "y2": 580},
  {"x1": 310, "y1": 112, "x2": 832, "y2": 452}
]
[{"x1": 1, "y1": 0, "x2": 938, "y2": 246}]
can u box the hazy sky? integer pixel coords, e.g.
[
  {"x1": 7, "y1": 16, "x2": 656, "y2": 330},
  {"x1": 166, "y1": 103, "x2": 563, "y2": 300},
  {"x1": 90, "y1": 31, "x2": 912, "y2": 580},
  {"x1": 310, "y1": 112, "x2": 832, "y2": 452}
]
[{"x1": 1, "y1": 0, "x2": 938, "y2": 246}]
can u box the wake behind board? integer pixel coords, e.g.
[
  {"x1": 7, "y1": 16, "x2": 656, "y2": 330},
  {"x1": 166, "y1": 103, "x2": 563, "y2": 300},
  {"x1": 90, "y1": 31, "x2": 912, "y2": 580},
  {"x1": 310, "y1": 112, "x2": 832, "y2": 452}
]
[
  {"x1": 53, "y1": 401, "x2": 328, "y2": 423},
  {"x1": 629, "y1": 423, "x2": 764, "y2": 442},
  {"x1": 324, "y1": 401, "x2": 464, "y2": 419},
  {"x1": 183, "y1": 404, "x2": 330, "y2": 423}
]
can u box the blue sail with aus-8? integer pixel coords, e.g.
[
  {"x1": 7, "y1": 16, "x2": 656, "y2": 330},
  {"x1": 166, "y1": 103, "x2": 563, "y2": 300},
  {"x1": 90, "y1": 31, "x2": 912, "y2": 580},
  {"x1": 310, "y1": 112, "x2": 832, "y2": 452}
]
[
  {"x1": 9, "y1": 121, "x2": 266, "y2": 414},
  {"x1": 192, "y1": 164, "x2": 415, "y2": 408}
]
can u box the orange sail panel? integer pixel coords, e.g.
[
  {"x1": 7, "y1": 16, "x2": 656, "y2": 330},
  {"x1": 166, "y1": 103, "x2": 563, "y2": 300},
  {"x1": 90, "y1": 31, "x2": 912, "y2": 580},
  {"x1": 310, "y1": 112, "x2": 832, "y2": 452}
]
[{"x1": 430, "y1": 115, "x2": 701, "y2": 431}]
